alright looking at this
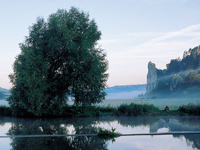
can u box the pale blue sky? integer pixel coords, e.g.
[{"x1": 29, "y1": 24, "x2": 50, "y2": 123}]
[{"x1": 1, "y1": 0, "x2": 200, "y2": 89}]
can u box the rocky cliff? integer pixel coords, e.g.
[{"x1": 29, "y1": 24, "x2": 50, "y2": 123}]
[
  {"x1": 146, "y1": 62, "x2": 158, "y2": 94},
  {"x1": 170, "y1": 74, "x2": 180, "y2": 91},
  {"x1": 146, "y1": 62, "x2": 180, "y2": 95},
  {"x1": 146, "y1": 45, "x2": 200, "y2": 98}
]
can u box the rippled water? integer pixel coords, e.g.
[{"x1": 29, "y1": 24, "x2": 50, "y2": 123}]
[{"x1": 0, "y1": 116, "x2": 200, "y2": 150}]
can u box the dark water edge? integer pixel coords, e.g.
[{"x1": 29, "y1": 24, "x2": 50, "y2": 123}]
[{"x1": 0, "y1": 116, "x2": 200, "y2": 150}]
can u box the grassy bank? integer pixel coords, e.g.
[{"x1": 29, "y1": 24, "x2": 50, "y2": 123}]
[
  {"x1": 117, "y1": 103, "x2": 159, "y2": 116},
  {"x1": 178, "y1": 103, "x2": 200, "y2": 115},
  {"x1": 0, "y1": 106, "x2": 12, "y2": 116},
  {"x1": 0, "y1": 103, "x2": 200, "y2": 117},
  {"x1": 97, "y1": 127, "x2": 121, "y2": 139}
]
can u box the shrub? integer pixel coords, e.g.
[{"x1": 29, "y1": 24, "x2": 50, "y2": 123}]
[
  {"x1": 178, "y1": 103, "x2": 200, "y2": 115},
  {"x1": 0, "y1": 106, "x2": 12, "y2": 116},
  {"x1": 97, "y1": 105, "x2": 117, "y2": 113},
  {"x1": 97, "y1": 127, "x2": 121, "y2": 138},
  {"x1": 63, "y1": 105, "x2": 117, "y2": 117},
  {"x1": 117, "y1": 103, "x2": 159, "y2": 116}
]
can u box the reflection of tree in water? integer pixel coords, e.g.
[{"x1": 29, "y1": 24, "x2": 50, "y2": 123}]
[
  {"x1": 178, "y1": 117, "x2": 200, "y2": 128},
  {"x1": 116, "y1": 116, "x2": 160, "y2": 127},
  {"x1": 7, "y1": 119, "x2": 110, "y2": 150},
  {"x1": 69, "y1": 119, "x2": 109, "y2": 150},
  {"x1": 6, "y1": 116, "x2": 200, "y2": 150},
  {"x1": 173, "y1": 134, "x2": 200, "y2": 149}
]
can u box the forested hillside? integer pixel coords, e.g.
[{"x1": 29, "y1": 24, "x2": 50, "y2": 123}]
[{"x1": 147, "y1": 45, "x2": 200, "y2": 98}]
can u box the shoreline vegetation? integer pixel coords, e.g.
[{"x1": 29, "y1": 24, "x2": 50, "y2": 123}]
[{"x1": 0, "y1": 102, "x2": 200, "y2": 118}]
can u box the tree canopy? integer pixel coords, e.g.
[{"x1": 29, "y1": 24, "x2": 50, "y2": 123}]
[{"x1": 8, "y1": 7, "x2": 108, "y2": 116}]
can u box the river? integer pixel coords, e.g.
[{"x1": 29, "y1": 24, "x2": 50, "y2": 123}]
[{"x1": 0, "y1": 116, "x2": 200, "y2": 150}]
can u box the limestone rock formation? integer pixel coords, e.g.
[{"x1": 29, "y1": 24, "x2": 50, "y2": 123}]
[
  {"x1": 145, "y1": 45, "x2": 200, "y2": 98},
  {"x1": 146, "y1": 62, "x2": 158, "y2": 94},
  {"x1": 170, "y1": 74, "x2": 180, "y2": 91}
]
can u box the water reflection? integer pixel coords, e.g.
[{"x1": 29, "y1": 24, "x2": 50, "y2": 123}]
[
  {"x1": 0, "y1": 116, "x2": 199, "y2": 150},
  {"x1": 150, "y1": 116, "x2": 200, "y2": 149},
  {"x1": 7, "y1": 118, "x2": 110, "y2": 150}
]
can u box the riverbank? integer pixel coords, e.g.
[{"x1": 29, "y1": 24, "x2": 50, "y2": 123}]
[{"x1": 0, "y1": 103, "x2": 199, "y2": 118}]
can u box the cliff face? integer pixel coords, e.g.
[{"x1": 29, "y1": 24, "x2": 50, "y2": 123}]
[
  {"x1": 170, "y1": 74, "x2": 180, "y2": 91},
  {"x1": 146, "y1": 62, "x2": 157, "y2": 94},
  {"x1": 146, "y1": 45, "x2": 200, "y2": 98},
  {"x1": 146, "y1": 62, "x2": 180, "y2": 94}
]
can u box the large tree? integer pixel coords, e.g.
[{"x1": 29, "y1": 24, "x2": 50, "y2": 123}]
[{"x1": 8, "y1": 7, "x2": 108, "y2": 116}]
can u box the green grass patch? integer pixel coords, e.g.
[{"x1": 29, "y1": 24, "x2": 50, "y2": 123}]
[
  {"x1": 2, "y1": 102, "x2": 200, "y2": 117},
  {"x1": 117, "y1": 103, "x2": 159, "y2": 116},
  {"x1": 63, "y1": 105, "x2": 117, "y2": 117}
]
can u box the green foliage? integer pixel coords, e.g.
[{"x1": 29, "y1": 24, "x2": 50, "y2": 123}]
[
  {"x1": 150, "y1": 45, "x2": 200, "y2": 97},
  {"x1": 63, "y1": 105, "x2": 116, "y2": 117},
  {"x1": 0, "y1": 105, "x2": 115, "y2": 118},
  {"x1": 97, "y1": 127, "x2": 121, "y2": 139},
  {"x1": 0, "y1": 106, "x2": 12, "y2": 116},
  {"x1": 8, "y1": 7, "x2": 108, "y2": 116},
  {"x1": 68, "y1": 106, "x2": 97, "y2": 117},
  {"x1": 117, "y1": 103, "x2": 159, "y2": 116},
  {"x1": 98, "y1": 105, "x2": 117, "y2": 113},
  {"x1": 7, "y1": 118, "x2": 110, "y2": 150},
  {"x1": 178, "y1": 103, "x2": 200, "y2": 115},
  {"x1": 4, "y1": 102, "x2": 200, "y2": 117},
  {"x1": 166, "y1": 58, "x2": 181, "y2": 74}
]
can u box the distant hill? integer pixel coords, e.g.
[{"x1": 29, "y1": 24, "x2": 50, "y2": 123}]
[
  {"x1": 105, "y1": 84, "x2": 146, "y2": 99},
  {"x1": 0, "y1": 87, "x2": 11, "y2": 100}
]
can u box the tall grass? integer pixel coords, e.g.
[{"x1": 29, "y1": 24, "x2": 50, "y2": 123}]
[
  {"x1": 0, "y1": 106, "x2": 12, "y2": 116},
  {"x1": 178, "y1": 103, "x2": 200, "y2": 115},
  {"x1": 97, "y1": 127, "x2": 121, "y2": 139},
  {"x1": 63, "y1": 105, "x2": 117, "y2": 117},
  {"x1": 2, "y1": 102, "x2": 200, "y2": 117},
  {"x1": 117, "y1": 103, "x2": 159, "y2": 116}
]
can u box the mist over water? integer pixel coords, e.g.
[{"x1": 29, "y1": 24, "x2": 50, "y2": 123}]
[{"x1": 105, "y1": 84, "x2": 146, "y2": 99}]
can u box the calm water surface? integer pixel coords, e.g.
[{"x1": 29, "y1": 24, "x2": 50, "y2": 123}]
[{"x1": 0, "y1": 116, "x2": 200, "y2": 150}]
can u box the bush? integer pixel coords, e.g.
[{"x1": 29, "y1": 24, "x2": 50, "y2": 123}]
[
  {"x1": 97, "y1": 127, "x2": 121, "y2": 138},
  {"x1": 70, "y1": 106, "x2": 96, "y2": 117},
  {"x1": 117, "y1": 103, "x2": 159, "y2": 116},
  {"x1": 178, "y1": 103, "x2": 200, "y2": 115},
  {"x1": 64, "y1": 105, "x2": 117, "y2": 117},
  {"x1": 0, "y1": 103, "x2": 162, "y2": 117},
  {"x1": 0, "y1": 106, "x2": 12, "y2": 116},
  {"x1": 97, "y1": 105, "x2": 117, "y2": 113}
]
